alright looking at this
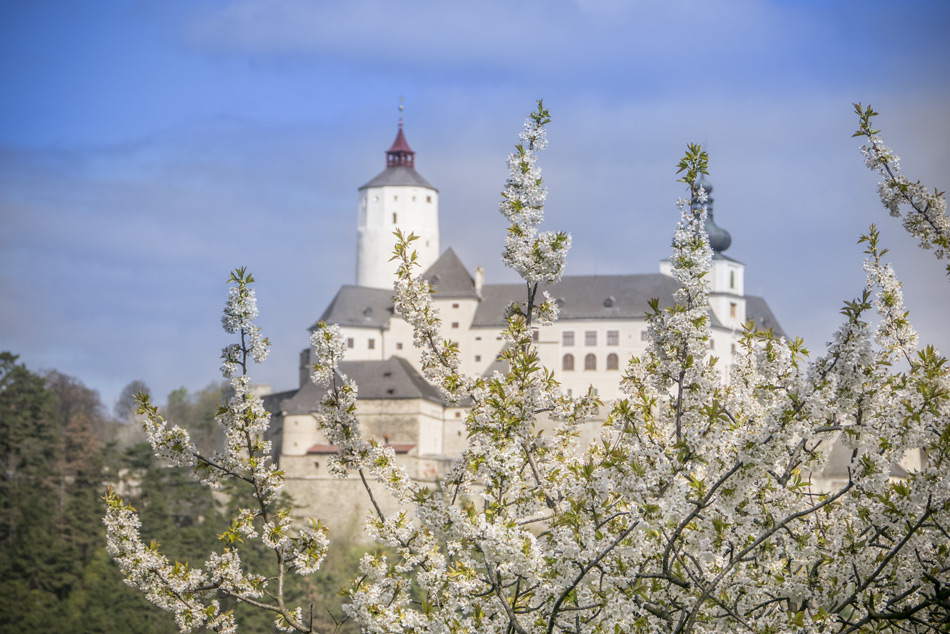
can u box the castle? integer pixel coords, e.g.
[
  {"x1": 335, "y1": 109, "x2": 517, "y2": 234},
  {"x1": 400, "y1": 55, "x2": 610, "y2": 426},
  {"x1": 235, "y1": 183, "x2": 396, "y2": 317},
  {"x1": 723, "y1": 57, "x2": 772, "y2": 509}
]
[{"x1": 263, "y1": 119, "x2": 790, "y2": 528}]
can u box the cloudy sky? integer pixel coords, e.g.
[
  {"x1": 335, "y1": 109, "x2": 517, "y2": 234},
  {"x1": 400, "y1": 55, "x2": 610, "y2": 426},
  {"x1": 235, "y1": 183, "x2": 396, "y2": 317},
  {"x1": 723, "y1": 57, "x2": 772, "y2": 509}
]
[{"x1": 1, "y1": 0, "x2": 948, "y2": 410}]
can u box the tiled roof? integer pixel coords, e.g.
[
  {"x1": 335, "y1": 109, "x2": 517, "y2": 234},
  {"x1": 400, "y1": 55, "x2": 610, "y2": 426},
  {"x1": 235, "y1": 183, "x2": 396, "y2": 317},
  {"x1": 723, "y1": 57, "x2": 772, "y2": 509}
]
[
  {"x1": 471, "y1": 274, "x2": 692, "y2": 327},
  {"x1": 265, "y1": 356, "x2": 445, "y2": 416},
  {"x1": 423, "y1": 248, "x2": 479, "y2": 299},
  {"x1": 359, "y1": 166, "x2": 436, "y2": 190},
  {"x1": 745, "y1": 295, "x2": 786, "y2": 338},
  {"x1": 315, "y1": 285, "x2": 394, "y2": 329}
]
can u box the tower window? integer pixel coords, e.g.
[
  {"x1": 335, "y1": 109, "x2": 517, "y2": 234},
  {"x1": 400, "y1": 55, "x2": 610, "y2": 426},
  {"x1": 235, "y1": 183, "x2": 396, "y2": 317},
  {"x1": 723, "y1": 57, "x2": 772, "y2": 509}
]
[
  {"x1": 730, "y1": 270, "x2": 735, "y2": 289},
  {"x1": 607, "y1": 353, "x2": 619, "y2": 370},
  {"x1": 393, "y1": 213, "x2": 397, "y2": 224},
  {"x1": 412, "y1": 196, "x2": 416, "y2": 202},
  {"x1": 451, "y1": 322, "x2": 459, "y2": 329},
  {"x1": 394, "y1": 195, "x2": 398, "y2": 201},
  {"x1": 452, "y1": 303, "x2": 459, "y2": 309},
  {"x1": 562, "y1": 354, "x2": 575, "y2": 371},
  {"x1": 607, "y1": 330, "x2": 619, "y2": 346},
  {"x1": 475, "y1": 355, "x2": 481, "y2": 362},
  {"x1": 562, "y1": 331, "x2": 575, "y2": 346},
  {"x1": 368, "y1": 338, "x2": 375, "y2": 350},
  {"x1": 584, "y1": 354, "x2": 597, "y2": 371},
  {"x1": 585, "y1": 331, "x2": 597, "y2": 346},
  {"x1": 426, "y1": 195, "x2": 432, "y2": 203},
  {"x1": 710, "y1": 339, "x2": 715, "y2": 350},
  {"x1": 396, "y1": 342, "x2": 403, "y2": 350},
  {"x1": 730, "y1": 302, "x2": 737, "y2": 318}
]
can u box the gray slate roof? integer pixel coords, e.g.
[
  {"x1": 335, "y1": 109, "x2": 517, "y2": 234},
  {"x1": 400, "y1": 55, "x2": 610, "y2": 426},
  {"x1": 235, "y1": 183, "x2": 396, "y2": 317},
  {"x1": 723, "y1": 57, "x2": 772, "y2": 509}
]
[
  {"x1": 315, "y1": 285, "x2": 394, "y2": 329},
  {"x1": 265, "y1": 356, "x2": 445, "y2": 416},
  {"x1": 359, "y1": 166, "x2": 436, "y2": 191},
  {"x1": 745, "y1": 296, "x2": 785, "y2": 338},
  {"x1": 316, "y1": 272, "x2": 786, "y2": 338},
  {"x1": 423, "y1": 248, "x2": 479, "y2": 299},
  {"x1": 471, "y1": 274, "x2": 703, "y2": 327}
]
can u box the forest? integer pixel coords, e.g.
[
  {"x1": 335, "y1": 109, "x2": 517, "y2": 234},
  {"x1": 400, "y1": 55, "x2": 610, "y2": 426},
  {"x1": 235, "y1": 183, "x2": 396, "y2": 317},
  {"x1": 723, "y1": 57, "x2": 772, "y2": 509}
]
[{"x1": 0, "y1": 352, "x2": 360, "y2": 633}]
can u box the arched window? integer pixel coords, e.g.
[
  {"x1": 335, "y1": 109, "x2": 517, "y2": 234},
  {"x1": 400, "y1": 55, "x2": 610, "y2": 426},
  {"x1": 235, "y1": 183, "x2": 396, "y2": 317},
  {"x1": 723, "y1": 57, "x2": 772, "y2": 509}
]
[
  {"x1": 606, "y1": 353, "x2": 619, "y2": 370},
  {"x1": 584, "y1": 353, "x2": 597, "y2": 371},
  {"x1": 562, "y1": 354, "x2": 574, "y2": 371}
]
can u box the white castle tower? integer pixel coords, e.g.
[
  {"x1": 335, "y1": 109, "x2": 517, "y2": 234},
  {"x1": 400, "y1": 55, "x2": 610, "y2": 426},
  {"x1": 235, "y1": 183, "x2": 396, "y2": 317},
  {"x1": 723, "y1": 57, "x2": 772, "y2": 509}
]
[{"x1": 356, "y1": 118, "x2": 439, "y2": 288}]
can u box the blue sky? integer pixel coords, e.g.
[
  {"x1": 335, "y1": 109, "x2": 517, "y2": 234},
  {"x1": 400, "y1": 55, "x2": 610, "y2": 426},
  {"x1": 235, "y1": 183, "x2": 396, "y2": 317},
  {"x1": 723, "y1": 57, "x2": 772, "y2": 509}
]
[{"x1": 1, "y1": 0, "x2": 948, "y2": 410}]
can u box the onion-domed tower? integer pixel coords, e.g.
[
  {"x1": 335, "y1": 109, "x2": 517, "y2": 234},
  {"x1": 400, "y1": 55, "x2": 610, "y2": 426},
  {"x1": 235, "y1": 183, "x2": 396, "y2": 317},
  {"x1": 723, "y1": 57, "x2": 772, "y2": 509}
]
[
  {"x1": 693, "y1": 174, "x2": 732, "y2": 253},
  {"x1": 694, "y1": 175, "x2": 745, "y2": 329},
  {"x1": 356, "y1": 116, "x2": 440, "y2": 289}
]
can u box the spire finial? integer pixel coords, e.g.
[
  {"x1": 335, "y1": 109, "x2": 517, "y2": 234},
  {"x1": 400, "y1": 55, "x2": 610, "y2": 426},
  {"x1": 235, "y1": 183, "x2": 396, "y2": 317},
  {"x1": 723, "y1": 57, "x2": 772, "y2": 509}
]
[{"x1": 386, "y1": 99, "x2": 414, "y2": 168}]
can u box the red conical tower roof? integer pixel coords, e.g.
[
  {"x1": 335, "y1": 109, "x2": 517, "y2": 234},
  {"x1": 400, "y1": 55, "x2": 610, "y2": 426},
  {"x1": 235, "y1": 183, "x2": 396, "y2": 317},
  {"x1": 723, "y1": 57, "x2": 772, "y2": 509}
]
[{"x1": 386, "y1": 120, "x2": 415, "y2": 168}]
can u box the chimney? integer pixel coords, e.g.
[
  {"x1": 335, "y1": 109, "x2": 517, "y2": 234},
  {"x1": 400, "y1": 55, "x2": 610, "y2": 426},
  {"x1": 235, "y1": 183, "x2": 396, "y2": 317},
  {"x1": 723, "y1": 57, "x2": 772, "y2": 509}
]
[
  {"x1": 475, "y1": 266, "x2": 485, "y2": 296},
  {"x1": 299, "y1": 348, "x2": 311, "y2": 387}
]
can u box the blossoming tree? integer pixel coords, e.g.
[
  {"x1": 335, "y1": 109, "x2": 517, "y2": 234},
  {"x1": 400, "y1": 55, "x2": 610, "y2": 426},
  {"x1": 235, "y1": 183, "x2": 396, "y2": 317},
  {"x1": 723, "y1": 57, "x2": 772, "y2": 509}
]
[{"x1": 106, "y1": 103, "x2": 949, "y2": 633}]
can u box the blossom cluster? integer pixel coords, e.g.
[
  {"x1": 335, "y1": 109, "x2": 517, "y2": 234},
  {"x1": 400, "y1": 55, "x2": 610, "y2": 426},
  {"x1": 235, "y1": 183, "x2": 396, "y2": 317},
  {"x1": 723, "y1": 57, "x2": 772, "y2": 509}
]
[
  {"x1": 499, "y1": 101, "x2": 572, "y2": 288},
  {"x1": 107, "y1": 269, "x2": 331, "y2": 634},
  {"x1": 855, "y1": 103, "x2": 950, "y2": 273},
  {"x1": 220, "y1": 268, "x2": 270, "y2": 377}
]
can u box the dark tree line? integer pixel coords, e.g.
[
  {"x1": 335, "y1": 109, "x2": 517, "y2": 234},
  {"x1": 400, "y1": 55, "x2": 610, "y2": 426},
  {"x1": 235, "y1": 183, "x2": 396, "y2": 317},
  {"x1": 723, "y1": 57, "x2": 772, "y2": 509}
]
[{"x1": 0, "y1": 352, "x2": 359, "y2": 633}]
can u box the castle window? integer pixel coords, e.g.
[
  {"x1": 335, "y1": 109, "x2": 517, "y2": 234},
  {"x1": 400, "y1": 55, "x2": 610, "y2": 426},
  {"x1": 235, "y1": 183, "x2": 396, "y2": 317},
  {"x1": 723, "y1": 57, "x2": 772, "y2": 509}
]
[
  {"x1": 412, "y1": 196, "x2": 416, "y2": 202},
  {"x1": 730, "y1": 270, "x2": 735, "y2": 289},
  {"x1": 562, "y1": 354, "x2": 575, "y2": 371},
  {"x1": 373, "y1": 195, "x2": 379, "y2": 202},
  {"x1": 368, "y1": 338, "x2": 375, "y2": 350},
  {"x1": 426, "y1": 195, "x2": 432, "y2": 203},
  {"x1": 730, "y1": 302, "x2": 737, "y2": 318},
  {"x1": 347, "y1": 338, "x2": 354, "y2": 349},
  {"x1": 585, "y1": 331, "x2": 597, "y2": 346},
  {"x1": 475, "y1": 336, "x2": 482, "y2": 341},
  {"x1": 394, "y1": 195, "x2": 398, "y2": 201},
  {"x1": 396, "y1": 342, "x2": 403, "y2": 350},
  {"x1": 455, "y1": 411, "x2": 462, "y2": 418},
  {"x1": 731, "y1": 343, "x2": 737, "y2": 355},
  {"x1": 584, "y1": 354, "x2": 597, "y2": 370},
  {"x1": 562, "y1": 331, "x2": 575, "y2": 346},
  {"x1": 709, "y1": 339, "x2": 715, "y2": 350},
  {"x1": 451, "y1": 322, "x2": 459, "y2": 329},
  {"x1": 607, "y1": 353, "x2": 619, "y2": 370},
  {"x1": 452, "y1": 303, "x2": 459, "y2": 309},
  {"x1": 607, "y1": 330, "x2": 619, "y2": 346},
  {"x1": 641, "y1": 330, "x2": 649, "y2": 341},
  {"x1": 393, "y1": 213, "x2": 397, "y2": 224},
  {"x1": 532, "y1": 330, "x2": 539, "y2": 342},
  {"x1": 475, "y1": 355, "x2": 481, "y2": 362}
]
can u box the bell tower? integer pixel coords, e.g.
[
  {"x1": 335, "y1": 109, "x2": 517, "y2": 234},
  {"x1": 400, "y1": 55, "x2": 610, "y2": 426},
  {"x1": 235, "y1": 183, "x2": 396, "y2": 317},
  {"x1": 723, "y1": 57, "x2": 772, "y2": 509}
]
[{"x1": 356, "y1": 109, "x2": 439, "y2": 289}]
